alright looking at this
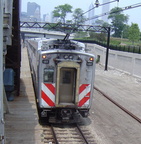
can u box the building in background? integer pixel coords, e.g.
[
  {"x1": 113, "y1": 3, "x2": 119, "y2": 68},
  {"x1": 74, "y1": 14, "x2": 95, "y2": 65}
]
[
  {"x1": 27, "y1": 2, "x2": 41, "y2": 21},
  {"x1": 20, "y1": 2, "x2": 41, "y2": 21},
  {"x1": 50, "y1": 12, "x2": 58, "y2": 23},
  {"x1": 43, "y1": 13, "x2": 51, "y2": 22},
  {"x1": 102, "y1": 0, "x2": 110, "y2": 22},
  {"x1": 88, "y1": 3, "x2": 95, "y2": 25}
]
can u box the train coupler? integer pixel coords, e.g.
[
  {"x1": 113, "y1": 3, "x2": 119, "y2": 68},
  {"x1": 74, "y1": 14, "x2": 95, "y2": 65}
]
[{"x1": 61, "y1": 109, "x2": 73, "y2": 119}]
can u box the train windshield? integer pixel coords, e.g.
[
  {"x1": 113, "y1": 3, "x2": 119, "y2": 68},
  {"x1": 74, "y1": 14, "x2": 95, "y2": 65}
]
[{"x1": 43, "y1": 68, "x2": 54, "y2": 83}]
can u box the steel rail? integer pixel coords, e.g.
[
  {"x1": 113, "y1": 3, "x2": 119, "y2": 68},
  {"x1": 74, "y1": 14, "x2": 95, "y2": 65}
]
[
  {"x1": 94, "y1": 86, "x2": 141, "y2": 124},
  {"x1": 50, "y1": 125, "x2": 59, "y2": 144},
  {"x1": 76, "y1": 124, "x2": 89, "y2": 144}
]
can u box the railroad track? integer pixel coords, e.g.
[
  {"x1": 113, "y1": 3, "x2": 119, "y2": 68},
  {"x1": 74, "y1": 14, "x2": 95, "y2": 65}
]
[
  {"x1": 94, "y1": 86, "x2": 141, "y2": 124},
  {"x1": 41, "y1": 124, "x2": 97, "y2": 144}
]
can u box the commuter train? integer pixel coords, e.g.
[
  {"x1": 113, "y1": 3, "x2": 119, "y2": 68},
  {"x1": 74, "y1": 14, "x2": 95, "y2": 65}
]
[{"x1": 26, "y1": 38, "x2": 95, "y2": 124}]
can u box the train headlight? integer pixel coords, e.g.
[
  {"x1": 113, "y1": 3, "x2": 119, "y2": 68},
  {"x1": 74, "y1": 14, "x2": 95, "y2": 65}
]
[
  {"x1": 87, "y1": 57, "x2": 94, "y2": 66},
  {"x1": 63, "y1": 55, "x2": 73, "y2": 59},
  {"x1": 69, "y1": 55, "x2": 73, "y2": 59},
  {"x1": 89, "y1": 57, "x2": 94, "y2": 61},
  {"x1": 64, "y1": 55, "x2": 69, "y2": 59},
  {"x1": 42, "y1": 55, "x2": 47, "y2": 59}
]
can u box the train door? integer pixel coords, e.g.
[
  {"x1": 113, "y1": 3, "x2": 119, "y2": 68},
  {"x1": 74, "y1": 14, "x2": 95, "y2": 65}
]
[
  {"x1": 56, "y1": 61, "x2": 80, "y2": 106},
  {"x1": 59, "y1": 68, "x2": 76, "y2": 103}
]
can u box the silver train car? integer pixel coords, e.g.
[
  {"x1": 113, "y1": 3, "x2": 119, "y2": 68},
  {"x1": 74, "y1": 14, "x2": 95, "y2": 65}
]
[{"x1": 26, "y1": 38, "x2": 95, "y2": 123}]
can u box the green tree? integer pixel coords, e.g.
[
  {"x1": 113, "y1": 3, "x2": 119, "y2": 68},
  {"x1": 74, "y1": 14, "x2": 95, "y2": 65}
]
[
  {"x1": 95, "y1": 19, "x2": 110, "y2": 27},
  {"x1": 128, "y1": 23, "x2": 140, "y2": 45},
  {"x1": 72, "y1": 8, "x2": 86, "y2": 25},
  {"x1": 122, "y1": 24, "x2": 130, "y2": 39},
  {"x1": 53, "y1": 4, "x2": 72, "y2": 23},
  {"x1": 108, "y1": 7, "x2": 128, "y2": 38}
]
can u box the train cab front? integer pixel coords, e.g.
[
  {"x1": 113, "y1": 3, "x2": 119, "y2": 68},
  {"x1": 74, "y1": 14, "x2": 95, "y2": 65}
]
[
  {"x1": 38, "y1": 53, "x2": 79, "y2": 123},
  {"x1": 38, "y1": 51, "x2": 94, "y2": 124}
]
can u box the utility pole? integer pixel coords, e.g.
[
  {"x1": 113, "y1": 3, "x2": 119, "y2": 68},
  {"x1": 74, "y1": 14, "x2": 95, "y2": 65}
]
[
  {"x1": 105, "y1": 27, "x2": 111, "y2": 71},
  {"x1": 0, "y1": 0, "x2": 4, "y2": 143}
]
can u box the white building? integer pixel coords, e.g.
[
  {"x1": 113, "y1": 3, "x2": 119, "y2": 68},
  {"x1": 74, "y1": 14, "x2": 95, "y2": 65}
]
[
  {"x1": 102, "y1": 0, "x2": 110, "y2": 22},
  {"x1": 88, "y1": 3, "x2": 95, "y2": 25}
]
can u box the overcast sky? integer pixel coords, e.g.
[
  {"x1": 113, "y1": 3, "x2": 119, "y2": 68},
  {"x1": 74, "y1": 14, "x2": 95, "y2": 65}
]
[{"x1": 21, "y1": 0, "x2": 141, "y2": 29}]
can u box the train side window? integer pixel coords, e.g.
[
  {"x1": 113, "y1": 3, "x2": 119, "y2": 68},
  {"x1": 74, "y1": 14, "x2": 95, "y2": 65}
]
[{"x1": 43, "y1": 68, "x2": 54, "y2": 83}]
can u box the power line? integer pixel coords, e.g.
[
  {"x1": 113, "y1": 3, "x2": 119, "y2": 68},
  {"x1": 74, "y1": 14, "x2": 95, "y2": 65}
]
[
  {"x1": 72, "y1": 0, "x2": 118, "y2": 23},
  {"x1": 87, "y1": 3, "x2": 141, "y2": 21},
  {"x1": 81, "y1": 0, "x2": 119, "y2": 16}
]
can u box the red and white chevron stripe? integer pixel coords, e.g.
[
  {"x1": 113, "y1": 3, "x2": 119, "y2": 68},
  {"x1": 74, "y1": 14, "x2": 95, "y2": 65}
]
[
  {"x1": 41, "y1": 83, "x2": 91, "y2": 107},
  {"x1": 41, "y1": 83, "x2": 55, "y2": 107},
  {"x1": 78, "y1": 84, "x2": 91, "y2": 107}
]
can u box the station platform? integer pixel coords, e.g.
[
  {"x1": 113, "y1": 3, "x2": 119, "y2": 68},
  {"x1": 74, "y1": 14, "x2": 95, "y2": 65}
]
[{"x1": 5, "y1": 48, "x2": 44, "y2": 144}]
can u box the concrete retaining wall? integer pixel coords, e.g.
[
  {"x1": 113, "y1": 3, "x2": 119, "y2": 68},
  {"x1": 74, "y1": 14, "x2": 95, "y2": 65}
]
[{"x1": 87, "y1": 43, "x2": 141, "y2": 78}]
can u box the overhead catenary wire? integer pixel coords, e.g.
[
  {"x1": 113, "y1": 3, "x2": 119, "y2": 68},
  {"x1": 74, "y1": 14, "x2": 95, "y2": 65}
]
[
  {"x1": 73, "y1": 0, "x2": 119, "y2": 22},
  {"x1": 82, "y1": 0, "x2": 119, "y2": 16},
  {"x1": 87, "y1": 2, "x2": 141, "y2": 22}
]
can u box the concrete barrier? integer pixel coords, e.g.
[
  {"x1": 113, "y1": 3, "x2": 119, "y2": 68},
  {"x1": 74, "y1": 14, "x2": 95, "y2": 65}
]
[{"x1": 87, "y1": 43, "x2": 141, "y2": 78}]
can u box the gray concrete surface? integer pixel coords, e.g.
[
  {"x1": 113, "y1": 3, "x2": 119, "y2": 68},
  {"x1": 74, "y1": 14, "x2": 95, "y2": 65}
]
[
  {"x1": 89, "y1": 64, "x2": 141, "y2": 144},
  {"x1": 5, "y1": 48, "x2": 44, "y2": 144}
]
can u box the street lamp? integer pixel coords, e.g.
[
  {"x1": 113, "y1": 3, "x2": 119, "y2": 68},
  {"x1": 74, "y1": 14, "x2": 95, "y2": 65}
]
[{"x1": 95, "y1": 0, "x2": 100, "y2": 7}]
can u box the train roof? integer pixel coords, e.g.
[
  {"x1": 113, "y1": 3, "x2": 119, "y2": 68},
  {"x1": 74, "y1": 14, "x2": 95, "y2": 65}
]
[{"x1": 41, "y1": 39, "x2": 85, "y2": 52}]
